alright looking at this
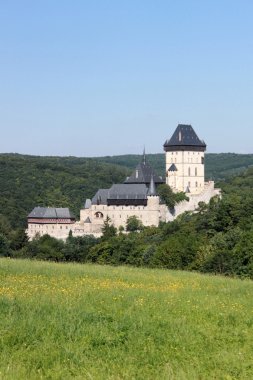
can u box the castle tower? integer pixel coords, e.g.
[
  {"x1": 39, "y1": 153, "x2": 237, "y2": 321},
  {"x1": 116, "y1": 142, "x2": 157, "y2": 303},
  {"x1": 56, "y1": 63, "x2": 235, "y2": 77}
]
[{"x1": 163, "y1": 124, "x2": 206, "y2": 194}]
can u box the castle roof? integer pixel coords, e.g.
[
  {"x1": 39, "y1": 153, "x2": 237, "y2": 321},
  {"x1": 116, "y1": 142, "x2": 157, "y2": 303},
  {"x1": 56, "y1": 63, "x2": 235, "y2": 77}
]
[
  {"x1": 90, "y1": 151, "x2": 161, "y2": 207},
  {"x1": 92, "y1": 189, "x2": 110, "y2": 205},
  {"x1": 124, "y1": 152, "x2": 164, "y2": 185},
  {"x1": 108, "y1": 184, "x2": 148, "y2": 200},
  {"x1": 164, "y1": 124, "x2": 206, "y2": 152},
  {"x1": 28, "y1": 207, "x2": 75, "y2": 219}
]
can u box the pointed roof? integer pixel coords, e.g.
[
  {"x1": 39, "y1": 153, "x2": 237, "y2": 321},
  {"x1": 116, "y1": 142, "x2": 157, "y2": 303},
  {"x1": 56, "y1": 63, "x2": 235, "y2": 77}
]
[
  {"x1": 84, "y1": 199, "x2": 91, "y2": 209},
  {"x1": 124, "y1": 152, "x2": 164, "y2": 185},
  {"x1": 164, "y1": 124, "x2": 206, "y2": 152},
  {"x1": 168, "y1": 163, "x2": 178, "y2": 172},
  {"x1": 147, "y1": 175, "x2": 157, "y2": 196},
  {"x1": 143, "y1": 147, "x2": 146, "y2": 165}
]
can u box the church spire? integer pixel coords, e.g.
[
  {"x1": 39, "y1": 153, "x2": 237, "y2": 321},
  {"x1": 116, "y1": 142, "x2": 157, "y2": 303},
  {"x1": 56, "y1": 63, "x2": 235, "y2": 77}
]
[{"x1": 142, "y1": 146, "x2": 146, "y2": 165}]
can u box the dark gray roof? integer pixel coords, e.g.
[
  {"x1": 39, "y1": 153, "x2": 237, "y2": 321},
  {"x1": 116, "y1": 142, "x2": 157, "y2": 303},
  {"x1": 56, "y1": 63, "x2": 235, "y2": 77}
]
[
  {"x1": 108, "y1": 184, "x2": 148, "y2": 200},
  {"x1": 124, "y1": 154, "x2": 164, "y2": 185},
  {"x1": 164, "y1": 124, "x2": 206, "y2": 151},
  {"x1": 92, "y1": 189, "x2": 110, "y2": 205},
  {"x1": 168, "y1": 163, "x2": 178, "y2": 172},
  {"x1": 28, "y1": 207, "x2": 75, "y2": 219},
  {"x1": 91, "y1": 184, "x2": 149, "y2": 205}
]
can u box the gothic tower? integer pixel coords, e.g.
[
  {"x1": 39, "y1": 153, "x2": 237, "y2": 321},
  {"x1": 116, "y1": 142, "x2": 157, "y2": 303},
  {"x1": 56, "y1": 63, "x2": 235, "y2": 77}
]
[{"x1": 163, "y1": 124, "x2": 206, "y2": 194}]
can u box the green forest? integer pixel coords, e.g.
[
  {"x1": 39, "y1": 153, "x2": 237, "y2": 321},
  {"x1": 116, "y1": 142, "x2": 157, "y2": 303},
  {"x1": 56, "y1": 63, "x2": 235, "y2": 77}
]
[{"x1": 1, "y1": 153, "x2": 253, "y2": 279}]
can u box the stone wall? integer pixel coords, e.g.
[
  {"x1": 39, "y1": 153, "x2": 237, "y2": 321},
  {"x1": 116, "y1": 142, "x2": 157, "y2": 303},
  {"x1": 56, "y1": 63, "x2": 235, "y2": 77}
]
[{"x1": 166, "y1": 181, "x2": 220, "y2": 222}]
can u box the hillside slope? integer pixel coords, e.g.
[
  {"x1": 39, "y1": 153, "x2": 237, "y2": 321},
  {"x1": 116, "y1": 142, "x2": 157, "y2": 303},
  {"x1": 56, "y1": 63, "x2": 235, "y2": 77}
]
[
  {"x1": 96, "y1": 152, "x2": 253, "y2": 180},
  {"x1": 0, "y1": 154, "x2": 128, "y2": 228},
  {"x1": 0, "y1": 258, "x2": 252, "y2": 379}
]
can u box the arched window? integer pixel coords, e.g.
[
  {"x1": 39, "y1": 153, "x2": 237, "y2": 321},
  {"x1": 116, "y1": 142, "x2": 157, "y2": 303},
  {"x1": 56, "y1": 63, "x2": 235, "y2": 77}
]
[
  {"x1": 188, "y1": 167, "x2": 191, "y2": 176},
  {"x1": 95, "y1": 212, "x2": 104, "y2": 218},
  {"x1": 196, "y1": 181, "x2": 198, "y2": 187},
  {"x1": 195, "y1": 167, "x2": 197, "y2": 176}
]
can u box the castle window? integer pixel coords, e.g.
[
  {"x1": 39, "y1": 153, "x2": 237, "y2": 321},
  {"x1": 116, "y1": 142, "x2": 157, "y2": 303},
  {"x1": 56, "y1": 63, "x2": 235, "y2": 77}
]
[
  {"x1": 196, "y1": 182, "x2": 198, "y2": 187},
  {"x1": 188, "y1": 167, "x2": 191, "y2": 176},
  {"x1": 201, "y1": 157, "x2": 204, "y2": 164},
  {"x1": 66, "y1": 226, "x2": 68, "y2": 229},
  {"x1": 195, "y1": 167, "x2": 197, "y2": 176},
  {"x1": 95, "y1": 212, "x2": 103, "y2": 218},
  {"x1": 188, "y1": 181, "x2": 191, "y2": 187}
]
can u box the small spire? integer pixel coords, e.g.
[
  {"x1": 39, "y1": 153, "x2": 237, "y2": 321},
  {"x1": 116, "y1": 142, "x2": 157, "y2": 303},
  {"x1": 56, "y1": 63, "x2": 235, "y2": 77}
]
[
  {"x1": 142, "y1": 146, "x2": 146, "y2": 165},
  {"x1": 147, "y1": 174, "x2": 156, "y2": 196}
]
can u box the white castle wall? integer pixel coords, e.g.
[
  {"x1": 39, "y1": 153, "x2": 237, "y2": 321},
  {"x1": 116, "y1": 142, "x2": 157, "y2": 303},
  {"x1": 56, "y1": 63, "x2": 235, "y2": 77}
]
[
  {"x1": 80, "y1": 196, "x2": 166, "y2": 231},
  {"x1": 166, "y1": 150, "x2": 205, "y2": 194},
  {"x1": 166, "y1": 181, "x2": 220, "y2": 222}
]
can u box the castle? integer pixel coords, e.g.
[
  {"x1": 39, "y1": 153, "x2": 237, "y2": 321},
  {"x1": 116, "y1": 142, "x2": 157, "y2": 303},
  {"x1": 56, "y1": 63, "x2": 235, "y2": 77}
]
[{"x1": 27, "y1": 124, "x2": 220, "y2": 240}]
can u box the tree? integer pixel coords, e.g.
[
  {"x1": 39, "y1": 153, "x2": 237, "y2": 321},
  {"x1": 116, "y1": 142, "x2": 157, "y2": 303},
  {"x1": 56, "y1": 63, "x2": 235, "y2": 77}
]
[
  {"x1": 101, "y1": 216, "x2": 117, "y2": 241},
  {"x1": 0, "y1": 233, "x2": 10, "y2": 257},
  {"x1": 157, "y1": 184, "x2": 188, "y2": 210},
  {"x1": 10, "y1": 228, "x2": 29, "y2": 251},
  {"x1": 126, "y1": 216, "x2": 143, "y2": 232}
]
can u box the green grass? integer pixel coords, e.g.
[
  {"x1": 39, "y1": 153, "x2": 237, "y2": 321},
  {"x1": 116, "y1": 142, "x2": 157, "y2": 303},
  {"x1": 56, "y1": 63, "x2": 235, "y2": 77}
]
[{"x1": 0, "y1": 259, "x2": 253, "y2": 379}]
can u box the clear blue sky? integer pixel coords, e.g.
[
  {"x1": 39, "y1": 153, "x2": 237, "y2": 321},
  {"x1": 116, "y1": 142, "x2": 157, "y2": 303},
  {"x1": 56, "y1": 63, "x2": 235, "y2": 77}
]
[{"x1": 0, "y1": 1, "x2": 252, "y2": 156}]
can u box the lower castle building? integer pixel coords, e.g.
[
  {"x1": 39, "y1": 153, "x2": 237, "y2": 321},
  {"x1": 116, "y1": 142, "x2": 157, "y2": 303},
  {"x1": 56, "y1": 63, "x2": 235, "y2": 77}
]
[{"x1": 27, "y1": 124, "x2": 220, "y2": 240}]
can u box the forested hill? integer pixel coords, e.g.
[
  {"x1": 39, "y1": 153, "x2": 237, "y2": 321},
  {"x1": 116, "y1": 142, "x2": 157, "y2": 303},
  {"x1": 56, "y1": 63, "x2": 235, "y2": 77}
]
[
  {"x1": 0, "y1": 154, "x2": 128, "y2": 228},
  {"x1": 96, "y1": 153, "x2": 253, "y2": 180},
  {"x1": 1, "y1": 152, "x2": 253, "y2": 229}
]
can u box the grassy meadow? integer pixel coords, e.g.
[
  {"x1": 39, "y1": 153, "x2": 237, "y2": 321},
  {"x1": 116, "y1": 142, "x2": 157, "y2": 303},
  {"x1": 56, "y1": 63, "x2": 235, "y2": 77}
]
[{"x1": 0, "y1": 259, "x2": 253, "y2": 379}]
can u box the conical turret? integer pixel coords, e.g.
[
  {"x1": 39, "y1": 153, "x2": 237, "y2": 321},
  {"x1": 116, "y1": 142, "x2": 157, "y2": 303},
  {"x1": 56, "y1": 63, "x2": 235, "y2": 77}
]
[{"x1": 147, "y1": 175, "x2": 156, "y2": 196}]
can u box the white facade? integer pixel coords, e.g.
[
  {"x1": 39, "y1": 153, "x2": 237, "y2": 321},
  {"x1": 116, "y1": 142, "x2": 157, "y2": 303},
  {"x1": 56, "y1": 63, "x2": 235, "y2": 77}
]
[
  {"x1": 165, "y1": 150, "x2": 205, "y2": 194},
  {"x1": 80, "y1": 195, "x2": 167, "y2": 232}
]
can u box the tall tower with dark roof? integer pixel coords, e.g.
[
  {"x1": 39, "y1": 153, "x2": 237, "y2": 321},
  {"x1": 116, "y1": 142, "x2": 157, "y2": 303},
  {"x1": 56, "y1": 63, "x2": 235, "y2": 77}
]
[{"x1": 164, "y1": 124, "x2": 206, "y2": 194}]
